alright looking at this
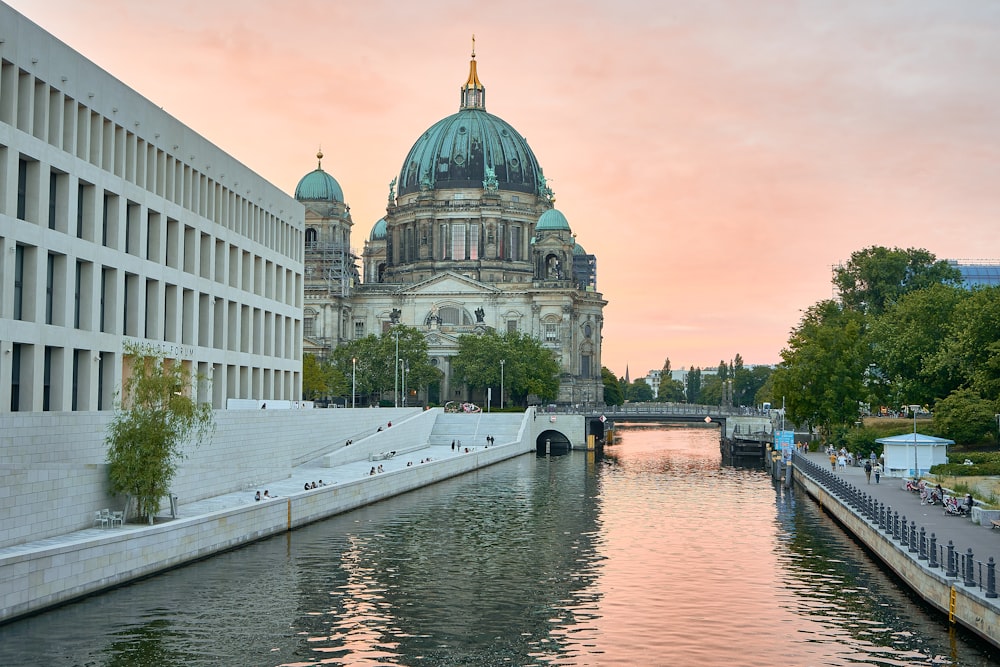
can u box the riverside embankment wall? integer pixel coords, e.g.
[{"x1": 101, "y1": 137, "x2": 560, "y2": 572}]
[
  {"x1": 794, "y1": 467, "x2": 1000, "y2": 648},
  {"x1": 0, "y1": 414, "x2": 535, "y2": 623},
  {"x1": 0, "y1": 407, "x2": 419, "y2": 549}
]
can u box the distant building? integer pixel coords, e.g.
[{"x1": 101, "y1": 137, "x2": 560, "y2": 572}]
[{"x1": 949, "y1": 260, "x2": 1000, "y2": 288}]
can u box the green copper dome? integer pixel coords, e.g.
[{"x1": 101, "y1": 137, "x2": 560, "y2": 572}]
[
  {"x1": 397, "y1": 53, "x2": 544, "y2": 197},
  {"x1": 537, "y1": 208, "x2": 571, "y2": 232},
  {"x1": 370, "y1": 218, "x2": 387, "y2": 241},
  {"x1": 572, "y1": 241, "x2": 587, "y2": 255},
  {"x1": 295, "y1": 150, "x2": 344, "y2": 203}
]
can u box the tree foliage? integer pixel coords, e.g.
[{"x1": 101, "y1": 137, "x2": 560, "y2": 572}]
[
  {"x1": 771, "y1": 300, "x2": 868, "y2": 437},
  {"x1": 331, "y1": 326, "x2": 437, "y2": 405},
  {"x1": 602, "y1": 367, "x2": 624, "y2": 406},
  {"x1": 627, "y1": 380, "x2": 654, "y2": 402},
  {"x1": 106, "y1": 346, "x2": 214, "y2": 524},
  {"x1": 932, "y1": 388, "x2": 999, "y2": 445},
  {"x1": 869, "y1": 283, "x2": 967, "y2": 407},
  {"x1": 833, "y1": 246, "x2": 961, "y2": 315},
  {"x1": 686, "y1": 367, "x2": 702, "y2": 404},
  {"x1": 930, "y1": 287, "x2": 1000, "y2": 402},
  {"x1": 302, "y1": 353, "x2": 348, "y2": 401},
  {"x1": 451, "y1": 330, "x2": 560, "y2": 406}
]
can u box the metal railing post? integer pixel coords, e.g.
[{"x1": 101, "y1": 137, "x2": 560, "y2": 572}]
[
  {"x1": 946, "y1": 541, "x2": 957, "y2": 578},
  {"x1": 964, "y1": 549, "x2": 976, "y2": 588},
  {"x1": 918, "y1": 527, "x2": 927, "y2": 560},
  {"x1": 988, "y1": 558, "x2": 998, "y2": 599},
  {"x1": 909, "y1": 522, "x2": 918, "y2": 553},
  {"x1": 929, "y1": 534, "x2": 938, "y2": 568}
]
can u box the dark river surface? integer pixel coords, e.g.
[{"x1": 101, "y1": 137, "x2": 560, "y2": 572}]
[{"x1": 1, "y1": 426, "x2": 998, "y2": 666}]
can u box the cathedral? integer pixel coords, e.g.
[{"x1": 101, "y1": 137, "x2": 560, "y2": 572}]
[{"x1": 296, "y1": 47, "x2": 606, "y2": 406}]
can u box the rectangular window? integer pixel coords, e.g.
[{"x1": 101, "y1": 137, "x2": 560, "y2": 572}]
[
  {"x1": 439, "y1": 224, "x2": 448, "y2": 260},
  {"x1": 48, "y1": 171, "x2": 58, "y2": 229},
  {"x1": 72, "y1": 349, "x2": 81, "y2": 411},
  {"x1": 13, "y1": 245, "x2": 24, "y2": 320},
  {"x1": 451, "y1": 224, "x2": 466, "y2": 260},
  {"x1": 46, "y1": 253, "x2": 55, "y2": 324},
  {"x1": 511, "y1": 226, "x2": 522, "y2": 261},
  {"x1": 581, "y1": 354, "x2": 592, "y2": 378},
  {"x1": 545, "y1": 323, "x2": 557, "y2": 342},
  {"x1": 354, "y1": 320, "x2": 365, "y2": 339},
  {"x1": 17, "y1": 158, "x2": 27, "y2": 220},
  {"x1": 468, "y1": 225, "x2": 479, "y2": 260},
  {"x1": 507, "y1": 319, "x2": 518, "y2": 333},
  {"x1": 43, "y1": 346, "x2": 53, "y2": 411},
  {"x1": 304, "y1": 316, "x2": 315, "y2": 337},
  {"x1": 10, "y1": 343, "x2": 22, "y2": 412},
  {"x1": 74, "y1": 260, "x2": 83, "y2": 328}
]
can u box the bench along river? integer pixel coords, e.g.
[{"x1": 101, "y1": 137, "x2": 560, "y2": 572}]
[{"x1": 1, "y1": 426, "x2": 997, "y2": 665}]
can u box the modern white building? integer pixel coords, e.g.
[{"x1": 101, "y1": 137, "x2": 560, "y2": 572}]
[{"x1": 0, "y1": 3, "x2": 305, "y2": 413}]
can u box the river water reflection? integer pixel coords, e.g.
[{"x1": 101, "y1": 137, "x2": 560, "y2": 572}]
[{"x1": 1, "y1": 426, "x2": 997, "y2": 665}]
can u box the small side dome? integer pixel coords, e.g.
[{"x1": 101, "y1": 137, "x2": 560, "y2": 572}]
[
  {"x1": 572, "y1": 241, "x2": 587, "y2": 256},
  {"x1": 369, "y1": 218, "x2": 387, "y2": 241},
  {"x1": 295, "y1": 150, "x2": 345, "y2": 203},
  {"x1": 536, "y1": 208, "x2": 571, "y2": 232}
]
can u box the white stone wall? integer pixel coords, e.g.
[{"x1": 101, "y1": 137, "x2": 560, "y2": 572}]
[{"x1": 0, "y1": 407, "x2": 420, "y2": 549}]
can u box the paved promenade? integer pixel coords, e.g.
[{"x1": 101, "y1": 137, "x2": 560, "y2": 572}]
[
  {"x1": 800, "y1": 451, "x2": 1000, "y2": 564},
  {"x1": 0, "y1": 440, "x2": 475, "y2": 567}
]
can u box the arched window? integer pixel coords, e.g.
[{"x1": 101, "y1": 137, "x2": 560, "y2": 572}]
[{"x1": 305, "y1": 228, "x2": 317, "y2": 245}]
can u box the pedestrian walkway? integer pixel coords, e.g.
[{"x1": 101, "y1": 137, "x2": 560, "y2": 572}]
[
  {"x1": 0, "y1": 441, "x2": 470, "y2": 561},
  {"x1": 801, "y1": 451, "x2": 1000, "y2": 564}
]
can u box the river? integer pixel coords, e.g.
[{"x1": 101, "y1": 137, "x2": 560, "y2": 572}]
[{"x1": 0, "y1": 425, "x2": 997, "y2": 665}]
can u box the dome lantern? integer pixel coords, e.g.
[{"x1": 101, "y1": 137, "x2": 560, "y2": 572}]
[{"x1": 460, "y1": 35, "x2": 485, "y2": 111}]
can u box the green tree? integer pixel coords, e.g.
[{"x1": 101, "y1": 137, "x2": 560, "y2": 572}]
[
  {"x1": 771, "y1": 300, "x2": 868, "y2": 438},
  {"x1": 332, "y1": 326, "x2": 436, "y2": 405},
  {"x1": 659, "y1": 378, "x2": 686, "y2": 402},
  {"x1": 833, "y1": 246, "x2": 961, "y2": 316},
  {"x1": 106, "y1": 345, "x2": 215, "y2": 524},
  {"x1": 628, "y1": 380, "x2": 654, "y2": 402},
  {"x1": 931, "y1": 287, "x2": 1000, "y2": 402},
  {"x1": 302, "y1": 353, "x2": 348, "y2": 401},
  {"x1": 699, "y1": 372, "x2": 723, "y2": 406},
  {"x1": 602, "y1": 367, "x2": 624, "y2": 406},
  {"x1": 451, "y1": 330, "x2": 559, "y2": 406},
  {"x1": 869, "y1": 283, "x2": 968, "y2": 407},
  {"x1": 686, "y1": 367, "x2": 702, "y2": 404},
  {"x1": 932, "y1": 388, "x2": 998, "y2": 444}
]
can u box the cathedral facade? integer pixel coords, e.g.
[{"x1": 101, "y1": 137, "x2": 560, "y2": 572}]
[{"x1": 297, "y1": 49, "x2": 606, "y2": 406}]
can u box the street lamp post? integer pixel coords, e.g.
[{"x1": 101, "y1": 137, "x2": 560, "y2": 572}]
[
  {"x1": 400, "y1": 359, "x2": 407, "y2": 407},
  {"x1": 908, "y1": 404, "x2": 921, "y2": 476},
  {"x1": 393, "y1": 329, "x2": 400, "y2": 408},
  {"x1": 500, "y1": 359, "x2": 505, "y2": 410},
  {"x1": 352, "y1": 357, "x2": 356, "y2": 409}
]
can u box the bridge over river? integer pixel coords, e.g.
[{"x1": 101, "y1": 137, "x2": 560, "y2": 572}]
[{"x1": 565, "y1": 403, "x2": 778, "y2": 463}]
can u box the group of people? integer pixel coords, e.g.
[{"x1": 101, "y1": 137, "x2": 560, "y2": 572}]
[
  {"x1": 369, "y1": 465, "x2": 384, "y2": 475},
  {"x1": 826, "y1": 446, "x2": 884, "y2": 484},
  {"x1": 253, "y1": 490, "x2": 276, "y2": 501},
  {"x1": 303, "y1": 480, "x2": 328, "y2": 490}
]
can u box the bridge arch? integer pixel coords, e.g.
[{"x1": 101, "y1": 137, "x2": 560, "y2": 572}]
[{"x1": 535, "y1": 429, "x2": 572, "y2": 454}]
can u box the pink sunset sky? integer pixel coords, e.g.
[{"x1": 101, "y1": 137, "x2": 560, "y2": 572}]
[{"x1": 9, "y1": 0, "x2": 1000, "y2": 379}]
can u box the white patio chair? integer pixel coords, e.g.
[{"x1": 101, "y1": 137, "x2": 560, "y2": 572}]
[
  {"x1": 110, "y1": 510, "x2": 124, "y2": 528},
  {"x1": 94, "y1": 509, "x2": 109, "y2": 528}
]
